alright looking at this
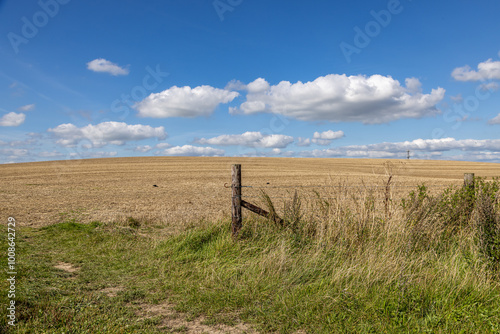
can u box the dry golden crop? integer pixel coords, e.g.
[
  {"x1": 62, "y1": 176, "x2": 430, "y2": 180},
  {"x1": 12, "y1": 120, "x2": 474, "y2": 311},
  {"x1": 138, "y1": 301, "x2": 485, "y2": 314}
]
[{"x1": 1, "y1": 157, "x2": 499, "y2": 231}]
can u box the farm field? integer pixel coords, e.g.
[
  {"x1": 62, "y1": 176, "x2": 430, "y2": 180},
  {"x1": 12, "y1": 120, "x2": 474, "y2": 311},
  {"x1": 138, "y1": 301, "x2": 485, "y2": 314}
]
[
  {"x1": 2, "y1": 156, "x2": 500, "y2": 229},
  {"x1": 2, "y1": 157, "x2": 500, "y2": 333}
]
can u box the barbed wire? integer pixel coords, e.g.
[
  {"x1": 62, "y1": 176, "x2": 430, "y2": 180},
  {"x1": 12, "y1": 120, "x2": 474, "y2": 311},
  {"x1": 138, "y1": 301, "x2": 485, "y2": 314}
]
[
  {"x1": 253, "y1": 184, "x2": 455, "y2": 189},
  {"x1": 225, "y1": 184, "x2": 461, "y2": 190},
  {"x1": 240, "y1": 195, "x2": 434, "y2": 200}
]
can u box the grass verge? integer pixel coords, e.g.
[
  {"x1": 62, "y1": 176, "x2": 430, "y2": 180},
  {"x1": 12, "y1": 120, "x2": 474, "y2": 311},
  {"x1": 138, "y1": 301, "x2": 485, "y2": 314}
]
[{"x1": 1, "y1": 181, "x2": 500, "y2": 333}]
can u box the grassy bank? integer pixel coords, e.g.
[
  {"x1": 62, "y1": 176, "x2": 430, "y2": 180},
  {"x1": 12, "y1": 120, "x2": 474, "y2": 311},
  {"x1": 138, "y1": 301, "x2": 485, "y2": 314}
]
[{"x1": 2, "y1": 180, "x2": 500, "y2": 333}]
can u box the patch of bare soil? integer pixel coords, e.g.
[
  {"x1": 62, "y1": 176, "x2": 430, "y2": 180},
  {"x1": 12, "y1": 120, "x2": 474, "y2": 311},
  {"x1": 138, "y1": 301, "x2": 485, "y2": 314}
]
[
  {"x1": 134, "y1": 301, "x2": 258, "y2": 334},
  {"x1": 98, "y1": 286, "x2": 124, "y2": 298},
  {"x1": 54, "y1": 262, "x2": 79, "y2": 273}
]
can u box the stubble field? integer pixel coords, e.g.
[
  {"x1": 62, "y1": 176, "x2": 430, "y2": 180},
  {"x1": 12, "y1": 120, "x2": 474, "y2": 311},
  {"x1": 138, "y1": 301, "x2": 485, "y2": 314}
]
[{"x1": 2, "y1": 156, "x2": 500, "y2": 229}]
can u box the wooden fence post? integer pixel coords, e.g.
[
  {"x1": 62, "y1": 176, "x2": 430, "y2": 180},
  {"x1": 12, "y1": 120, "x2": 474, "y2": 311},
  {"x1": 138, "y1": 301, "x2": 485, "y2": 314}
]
[
  {"x1": 464, "y1": 173, "x2": 475, "y2": 191},
  {"x1": 231, "y1": 164, "x2": 242, "y2": 236}
]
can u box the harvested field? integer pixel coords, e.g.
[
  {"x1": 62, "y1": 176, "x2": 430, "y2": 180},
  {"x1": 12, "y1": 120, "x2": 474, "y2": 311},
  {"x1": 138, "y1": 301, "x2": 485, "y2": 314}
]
[{"x1": 1, "y1": 157, "x2": 500, "y2": 228}]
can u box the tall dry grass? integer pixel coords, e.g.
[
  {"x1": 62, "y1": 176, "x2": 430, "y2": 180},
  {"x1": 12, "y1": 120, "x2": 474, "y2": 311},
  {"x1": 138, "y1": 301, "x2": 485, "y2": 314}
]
[{"x1": 252, "y1": 174, "x2": 500, "y2": 302}]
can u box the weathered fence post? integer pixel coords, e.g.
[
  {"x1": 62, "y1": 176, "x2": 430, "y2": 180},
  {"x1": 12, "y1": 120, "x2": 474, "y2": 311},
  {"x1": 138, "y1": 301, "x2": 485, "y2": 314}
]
[
  {"x1": 231, "y1": 164, "x2": 242, "y2": 236},
  {"x1": 230, "y1": 164, "x2": 286, "y2": 233},
  {"x1": 464, "y1": 173, "x2": 475, "y2": 191}
]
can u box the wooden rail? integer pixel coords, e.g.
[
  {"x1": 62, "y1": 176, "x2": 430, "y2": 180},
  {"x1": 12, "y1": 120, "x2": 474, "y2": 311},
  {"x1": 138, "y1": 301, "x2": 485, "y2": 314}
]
[{"x1": 241, "y1": 200, "x2": 284, "y2": 226}]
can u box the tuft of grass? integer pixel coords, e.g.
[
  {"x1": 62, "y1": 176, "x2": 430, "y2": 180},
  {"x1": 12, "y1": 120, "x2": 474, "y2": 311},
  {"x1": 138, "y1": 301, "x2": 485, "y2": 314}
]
[{"x1": 127, "y1": 216, "x2": 141, "y2": 229}]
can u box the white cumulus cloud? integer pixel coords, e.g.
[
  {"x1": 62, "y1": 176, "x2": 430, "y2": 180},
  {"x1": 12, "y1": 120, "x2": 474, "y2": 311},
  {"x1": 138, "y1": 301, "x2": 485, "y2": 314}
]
[
  {"x1": 0, "y1": 148, "x2": 29, "y2": 157},
  {"x1": 0, "y1": 112, "x2": 26, "y2": 126},
  {"x1": 155, "y1": 143, "x2": 172, "y2": 149},
  {"x1": 452, "y1": 58, "x2": 500, "y2": 81},
  {"x1": 301, "y1": 137, "x2": 500, "y2": 160},
  {"x1": 312, "y1": 130, "x2": 345, "y2": 145},
  {"x1": 87, "y1": 58, "x2": 129, "y2": 76},
  {"x1": 135, "y1": 85, "x2": 239, "y2": 118},
  {"x1": 134, "y1": 143, "x2": 171, "y2": 152},
  {"x1": 195, "y1": 131, "x2": 294, "y2": 148},
  {"x1": 134, "y1": 145, "x2": 153, "y2": 153},
  {"x1": 452, "y1": 152, "x2": 500, "y2": 162},
  {"x1": 296, "y1": 137, "x2": 311, "y2": 147},
  {"x1": 234, "y1": 75, "x2": 444, "y2": 124},
  {"x1": 158, "y1": 145, "x2": 224, "y2": 157},
  {"x1": 48, "y1": 121, "x2": 167, "y2": 147}
]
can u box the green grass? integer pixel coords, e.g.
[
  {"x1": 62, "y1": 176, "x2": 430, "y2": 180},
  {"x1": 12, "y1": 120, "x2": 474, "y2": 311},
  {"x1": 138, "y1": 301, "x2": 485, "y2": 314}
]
[
  {"x1": 2, "y1": 182, "x2": 500, "y2": 333},
  {"x1": 0, "y1": 221, "x2": 166, "y2": 333}
]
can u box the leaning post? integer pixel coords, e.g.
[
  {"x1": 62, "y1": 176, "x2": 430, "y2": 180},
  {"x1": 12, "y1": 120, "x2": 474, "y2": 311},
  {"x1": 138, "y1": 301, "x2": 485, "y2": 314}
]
[{"x1": 231, "y1": 164, "x2": 242, "y2": 237}]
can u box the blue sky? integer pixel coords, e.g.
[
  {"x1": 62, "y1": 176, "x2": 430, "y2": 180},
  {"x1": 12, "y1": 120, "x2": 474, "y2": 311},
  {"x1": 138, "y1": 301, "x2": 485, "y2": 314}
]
[{"x1": 1, "y1": 0, "x2": 500, "y2": 163}]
